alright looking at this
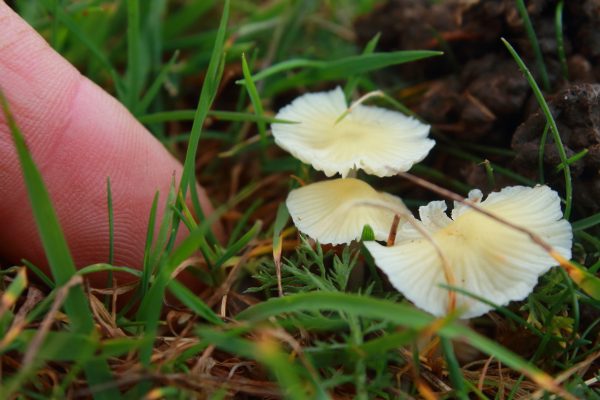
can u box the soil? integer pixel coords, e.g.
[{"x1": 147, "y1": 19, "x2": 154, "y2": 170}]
[{"x1": 354, "y1": 0, "x2": 600, "y2": 217}]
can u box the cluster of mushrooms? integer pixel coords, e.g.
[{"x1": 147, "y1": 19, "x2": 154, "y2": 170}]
[{"x1": 271, "y1": 87, "x2": 573, "y2": 319}]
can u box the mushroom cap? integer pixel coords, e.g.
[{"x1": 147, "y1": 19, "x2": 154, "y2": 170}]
[
  {"x1": 286, "y1": 178, "x2": 406, "y2": 245},
  {"x1": 272, "y1": 87, "x2": 434, "y2": 178},
  {"x1": 364, "y1": 186, "x2": 573, "y2": 319}
]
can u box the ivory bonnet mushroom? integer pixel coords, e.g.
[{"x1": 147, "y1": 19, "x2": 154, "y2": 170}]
[{"x1": 365, "y1": 185, "x2": 573, "y2": 318}]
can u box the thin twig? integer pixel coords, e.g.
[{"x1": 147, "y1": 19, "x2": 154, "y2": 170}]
[
  {"x1": 478, "y1": 356, "x2": 494, "y2": 391},
  {"x1": 386, "y1": 215, "x2": 401, "y2": 246}
]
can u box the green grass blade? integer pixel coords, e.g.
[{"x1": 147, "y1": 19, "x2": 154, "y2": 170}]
[
  {"x1": 147, "y1": 182, "x2": 177, "y2": 278},
  {"x1": 77, "y1": 263, "x2": 142, "y2": 278},
  {"x1": 140, "y1": 192, "x2": 159, "y2": 292},
  {"x1": 241, "y1": 53, "x2": 268, "y2": 150},
  {"x1": 21, "y1": 259, "x2": 55, "y2": 289},
  {"x1": 0, "y1": 267, "x2": 27, "y2": 320},
  {"x1": 227, "y1": 198, "x2": 262, "y2": 246},
  {"x1": 179, "y1": 0, "x2": 230, "y2": 217},
  {"x1": 0, "y1": 90, "x2": 120, "y2": 399},
  {"x1": 358, "y1": 330, "x2": 418, "y2": 355},
  {"x1": 236, "y1": 291, "x2": 564, "y2": 393},
  {"x1": 135, "y1": 50, "x2": 179, "y2": 116},
  {"x1": 105, "y1": 177, "x2": 114, "y2": 307},
  {"x1": 538, "y1": 122, "x2": 550, "y2": 183},
  {"x1": 555, "y1": 1, "x2": 569, "y2": 80},
  {"x1": 0, "y1": 91, "x2": 92, "y2": 330},
  {"x1": 197, "y1": 327, "x2": 318, "y2": 400},
  {"x1": 106, "y1": 177, "x2": 114, "y2": 265},
  {"x1": 412, "y1": 164, "x2": 472, "y2": 195},
  {"x1": 291, "y1": 50, "x2": 443, "y2": 80},
  {"x1": 167, "y1": 280, "x2": 222, "y2": 325},
  {"x1": 137, "y1": 214, "x2": 215, "y2": 364},
  {"x1": 515, "y1": 0, "x2": 550, "y2": 90},
  {"x1": 139, "y1": 109, "x2": 294, "y2": 124},
  {"x1": 239, "y1": 50, "x2": 442, "y2": 94},
  {"x1": 272, "y1": 202, "x2": 290, "y2": 256},
  {"x1": 443, "y1": 146, "x2": 536, "y2": 186},
  {"x1": 441, "y1": 336, "x2": 468, "y2": 399},
  {"x1": 572, "y1": 213, "x2": 600, "y2": 232},
  {"x1": 555, "y1": 149, "x2": 588, "y2": 172},
  {"x1": 502, "y1": 38, "x2": 573, "y2": 219},
  {"x1": 126, "y1": 0, "x2": 142, "y2": 109},
  {"x1": 565, "y1": 262, "x2": 600, "y2": 300},
  {"x1": 212, "y1": 221, "x2": 262, "y2": 270},
  {"x1": 238, "y1": 59, "x2": 323, "y2": 83},
  {"x1": 238, "y1": 292, "x2": 430, "y2": 327},
  {"x1": 44, "y1": 4, "x2": 124, "y2": 99},
  {"x1": 344, "y1": 33, "x2": 380, "y2": 99}
]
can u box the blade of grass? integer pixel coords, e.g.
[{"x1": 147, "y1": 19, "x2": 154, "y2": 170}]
[
  {"x1": 104, "y1": 177, "x2": 114, "y2": 307},
  {"x1": 236, "y1": 291, "x2": 570, "y2": 397},
  {"x1": 538, "y1": 122, "x2": 550, "y2": 183},
  {"x1": 358, "y1": 329, "x2": 418, "y2": 355},
  {"x1": 175, "y1": 191, "x2": 217, "y2": 264},
  {"x1": 125, "y1": 0, "x2": 142, "y2": 109},
  {"x1": 555, "y1": 149, "x2": 588, "y2": 172},
  {"x1": 77, "y1": 263, "x2": 142, "y2": 278},
  {"x1": 442, "y1": 146, "x2": 537, "y2": 186},
  {"x1": 135, "y1": 50, "x2": 179, "y2": 116},
  {"x1": 555, "y1": 1, "x2": 569, "y2": 80},
  {"x1": 238, "y1": 50, "x2": 443, "y2": 95},
  {"x1": 197, "y1": 327, "x2": 320, "y2": 400},
  {"x1": 178, "y1": 0, "x2": 230, "y2": 238},
  {"x1": 0, "y1": 89, "x2": 120, "y2": 399},
  {"x1": 137, "y1": 208, "x2": 220, "y2": 364},
  {"x1": 515, "y1": 0, "x2": 550, "y2": 90},
  {"x1": 167, "y1": 280, "x2": 222, "y2": 325},
  {"x1": 481, "y1": 160, "x2": 495, "y2": 192},
  {"x1": 0, "y1": 268, "x2": 27, "y2": 320},
  {"x1": 21, "y1": 259, "x2": 54, "y2": 289},
  {"x1": 344, "y1": 33, "x2": 380, "y2": 99},
  {"x1": 212, "y1": 221, "x2": 262, "y2": 271},
  {"x1": 116, "y1": 191, "x2": 160, "y2": 317},
  {"x1": 139, "y1": 109, "x2": 294, "y2": 124},
  {"x1": 572, "y1": 213, "x2": 600, "y2": 232},
  {"x1": 227, "y1": 198, "x2": 262, "y2": 246},
  {"x1": 41, "y1": 3, "x2": 125, "y2": 99},
  {"x1": 147, "y1": 182, "x2": 178, "y2": 277},
  {"x1": 412, "y1": 164, "x2": 472, "y2": 195},
  {"x1": 106, "y1": 177, "x2": 114, "y2": 265},
  {"x1": 440, "y1": 336, "x2": 468, "y2": 400},
  {"x1": 241, "y1": 53, "x2": 268, "y2": 151},
  {"x1": 272, "y1": 203, "x2": 290, "y2": 297},
  {"x1": 250, "y1": 51, "x2": 442, "y2": 83},
  {"x1": 502, "y1": 38, "x2": 573, "y2": 219},
  {"x1": 562, "y1": 262, "x2": 600, "y2": 300}
]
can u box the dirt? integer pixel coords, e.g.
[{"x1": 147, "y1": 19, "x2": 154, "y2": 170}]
[{"x1": 354, "y1": 0, "x2": 600, "y2": 217}]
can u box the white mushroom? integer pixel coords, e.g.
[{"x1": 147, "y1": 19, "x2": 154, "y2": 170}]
[
  {"x1": 286, "y1": 178, "x2": 406, "y2": 245},
  {"x1": 271, "y1": 87, "x2": 434, "y2": 178},
  {"x1": 364, "y1": 185, "x2": 573, "y2": 319}
]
